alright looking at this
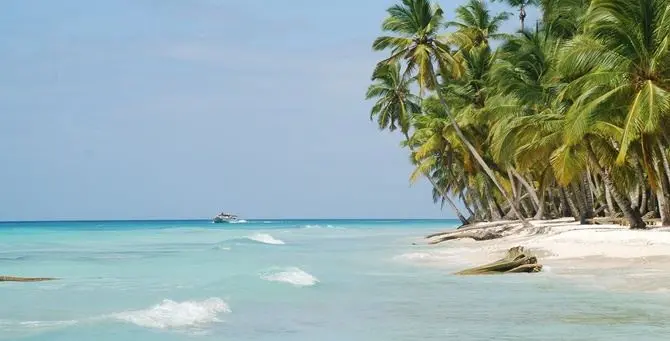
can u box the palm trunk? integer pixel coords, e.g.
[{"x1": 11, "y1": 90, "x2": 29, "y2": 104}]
[
  {"x1": 657, "y1": 140, "x2": 670, "y2": 184},
  {"x1": 520, "y1": 197, "x2": 534, "y2": 218},
  {"x1": 444, "y1": 193, "x2": 469, "y2": 224},
  {"x1": 507, "y1": 168, "x2": 525, "y2": 216},
  {"x1": 535, "y1": 186, "x2": 546, "y2": 219},
  {"x1": 562, "y1": 187, "x2": 581, "y2": 221},
  {"x1": 581, "y1": 173, "x2": 594, "y2": 222},
  {"x1": 629, "y1": 184, "x2": 641, "y2": 212},
  {"x1": 587, "y1": 168, "x2": 607, "y2": 215},
  {"x1": 461, "y1": 194, "x2": 476, "y2": 219},
  {"x1": 405, "y1": 136, "x2": 469, "y2": 225},
  {"x1": 586, "y1": 143, "x2": 646, "y2": 229},
  {"x1": 488, "y1": 197, "x2": 502, "y2": 220},
  {"x1": 653, "y1": 152, "x2": 670, "y2": 226},
  {"x1": 605, "y1": 183, "x2": 617, "y2": 217},
  {"x1": 519, "y1": 5, "x2": 526, "y2": 31},
  {"x1": 510, "y1": 168, "x2": 541, "y2": 209},
  {"x1": 547, "y1": 187, "x2": 556, "y2": 218},
  {"x1": 571, "y1": 182, "x2": 589, "y2": 224},
  {"x1": 434, "y1": 89, "x2": 530, "y2": 227}
]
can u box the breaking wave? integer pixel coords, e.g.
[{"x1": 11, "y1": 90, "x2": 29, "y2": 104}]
[
  {"x1": 111, "y1": 298, "x2": 230, "y2": 329},
  {"x1": 246, "y1": 233, "x2": 285, "y2": 245},
  {"x1": 260, "y1": 267, "x2": 319, "y2": 287},
  {"x1": 302, "y1": 224, "x2": 338, "y2": 229}
]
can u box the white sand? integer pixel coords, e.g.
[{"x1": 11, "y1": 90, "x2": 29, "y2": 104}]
[{"x1": 422, "y1": 219, "x2": 670, "y2": 293}]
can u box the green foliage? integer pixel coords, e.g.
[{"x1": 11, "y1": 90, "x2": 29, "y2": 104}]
[{"x1": 366, "y1": 0, "x2": 670, "y2": 224}]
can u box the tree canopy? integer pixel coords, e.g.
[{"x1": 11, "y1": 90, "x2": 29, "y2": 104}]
[{"x1": 367, "y1": 0, "x2": 670, "y2": 229}]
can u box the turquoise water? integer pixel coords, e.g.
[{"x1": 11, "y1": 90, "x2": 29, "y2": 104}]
[{"x1": 1, "y1": 219, "x2": 670, "y2": 340}]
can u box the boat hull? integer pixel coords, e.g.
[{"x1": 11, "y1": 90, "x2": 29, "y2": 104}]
[{"x1": 213, "y1": 219, "x2": 237, "y2": 224}]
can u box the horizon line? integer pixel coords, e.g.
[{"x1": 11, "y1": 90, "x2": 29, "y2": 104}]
[{"x1": 0, "y1": 217, "x2": 459, "y2": 223}]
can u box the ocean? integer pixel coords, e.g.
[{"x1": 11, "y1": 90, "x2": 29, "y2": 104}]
[{"x1": 1, "y1": 219, "x2": 669, "y2": 340}]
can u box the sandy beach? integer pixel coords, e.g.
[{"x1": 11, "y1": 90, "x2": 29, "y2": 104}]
[{"x1": 418, "y1": 219, "x2": 670, "y2": 293}]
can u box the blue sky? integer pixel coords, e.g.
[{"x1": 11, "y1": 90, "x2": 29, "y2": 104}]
[{"x1": 0, "y1": 0, "x2": 536, "y2": 220}]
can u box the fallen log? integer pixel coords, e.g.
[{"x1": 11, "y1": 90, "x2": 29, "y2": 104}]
[
  {"x1": 426, "y1": 220, "x2": 518, "y2": 239},
  {"x1": 505, "y1": 263, "x2": 543, "y2": 273},
  {"x1": 428, "y1": 230, "x2": 504, "y2": 244},
  {"x1": 0, "y1": 276, "x2": 57, "y2": 282},
  {"x1": 426, "y1": 222, "x2": 523, "y2": 245},
  {"x1": 455, "y1": 246, "x2": 542, "y2": 275}
]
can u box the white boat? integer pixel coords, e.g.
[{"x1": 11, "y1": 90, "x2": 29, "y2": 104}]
[{"x1": 212, "y1": 212, "x2": 240, "y2": 223}]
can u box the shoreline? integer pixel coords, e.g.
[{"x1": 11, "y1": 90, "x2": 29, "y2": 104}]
[{"x1": 418, "y1": 218, "x2": 670, "y2": 293}]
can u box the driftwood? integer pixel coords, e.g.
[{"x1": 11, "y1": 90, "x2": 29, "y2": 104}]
[
  {"x1": 426, "y1": 221, "x2": 522, "y2": 244},
  {"x1": 455, "y1": 246, "x2": 543, "y2": 275},
  {"x1": 426, "y1": 221, "x2": 518, "y2": 239},
  {"x1": 0, "y1": 276, "x2": 57, "y2": 282},
  {"x1": 428, "y1": 230, "x2": 504, "y2": 244}
]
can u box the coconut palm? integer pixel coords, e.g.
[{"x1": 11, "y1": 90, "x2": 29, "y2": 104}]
[
  {"x1": 366, "y1": 60, "x2": 469, "y2": 223},
  {"x1": 558, "y1": 0, "x2": 670, "y2": 164},
  {"x1": 555, "y1": 0, "x2": 670, "y2": 227},
  {"x1": 540, "y1": 0, "x2": 590, "y2": 38},
  {"x1": 365, "y1": 62, "x2": 421, "y2": 138},
  {"x1": 492, "y1": 0, "x2": 540, "y2": 31},
  {"x1": 408, "y1": 97, "x2": 488, "y2": 223},
  {"x1": 373, "y1": 0, "x2": 530, "y2": 225},
  {"x1": 446, "y1": 0, "x2": 511, "y2": 49}
]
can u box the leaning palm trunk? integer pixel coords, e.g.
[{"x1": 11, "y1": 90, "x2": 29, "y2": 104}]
[
  {"x1": 653, "y1": 154, "x2": 670, "y2": 226},
  {"x1": 581, "y1": 173, "x2": 594, "y2": 220},
  {"x1": 657, "y1": 140, "x2": 670, "y2": 185},
  {"x1": 534, "y1": 183, "x2": 546, "y2": 219},
  {"x1": 562, "y1": 187, "x2": 581, "y2": 220},
  {"x1": 405, "y1": 136, "x2": 470, "y2": 225},
  {"x1": 571, "y1": 182, "x2": 589, "y2": 224},
  {"x1": 605, "y1": 183, "x2": 617, "y2": 217},
  {"x1": 586, "y1": 144, "x2": 646, "y2": 229},
  {"x1": 433, "y1": 90, "x2": 531, "y2": 227},
  {"x1": 510, "y1": 169, "x2": 541, "y2": 210},
  {"x1": 428, "y1": 176, "x2": 469, "y2": 224}
]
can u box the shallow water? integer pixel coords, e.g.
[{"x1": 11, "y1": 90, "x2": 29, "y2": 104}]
[{"x1": 1, "y1": 219, "x2": 670, "y2": 340}]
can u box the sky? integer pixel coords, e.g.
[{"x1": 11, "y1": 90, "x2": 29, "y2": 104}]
[{"x1": 0, "y1": 0, "x2": 537, "y2": 221}]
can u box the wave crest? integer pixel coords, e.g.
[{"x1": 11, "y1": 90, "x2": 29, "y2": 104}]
[
  {"x1": 260, "y1": 267, "x2": 319, "y2": 287},
  {"x1": 247, "y1": 233, "x2": 285, "y2": 245},
  {"x1": 394, "y1": 252, "x2": 447, "y2": 263},
  {"x1": 302, "y1": 224, "x2": 338, "y2": 229},
  {"x1": 112, "y1": 297, "x2": 230, "y2": 329}
]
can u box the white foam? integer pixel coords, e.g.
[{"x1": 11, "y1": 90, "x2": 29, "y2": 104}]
[
  {"x1": 2, "y1": 319, "x2": 78, "y2": 329},
  {"x1": 112, "y1": 297, "x2": 230, "y2": 329},
  {"x1": 395, "y1": 252, "x2": 442, "y2": 261},
  {"x1": 261, "y1": 267, "x2": 319, "y2": 287},
  {"x1": 303, "y1": 224, "x2": 337, "y2": 229},
  {"x1": 247, "y1": 233, "x2": 285, "y2": 245},
  {"x1": 229, "y1": 219, "x2": 247, "y2": 224}
]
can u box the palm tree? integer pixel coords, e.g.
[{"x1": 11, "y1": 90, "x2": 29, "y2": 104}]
[
  {"x1": 407, "y1": 110, "x2": 472, "y2": 223},
  {"x1": 373, "y1": 0, "x2": 530, "y2": 225},
  {"x1": 446, "y1": 0, "x2": 511, "y2": 49},
  {"x1": 492, "y1": 0, "x2": 539, "y2": 31},
  {"x1": 366, "y1": 61, "x2": 470, "y2": 223},
  {"x1": 488, "y1": 28, "x2": 565, "y2": 219},
  {"x1": 540, "y1": 0, "x2": 590, "y2": 39},
  {"x1": 365, "y1": 62, "x2": 421, "y2": 138},
  {"x1": 555, "y1": 0, "x2": 670, "y2": 227}
]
